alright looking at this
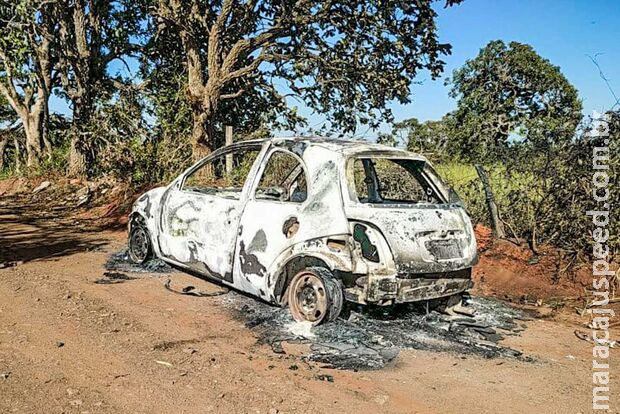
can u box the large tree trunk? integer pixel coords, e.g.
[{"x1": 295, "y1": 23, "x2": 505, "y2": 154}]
[
  {"x1": 2, "y1": 84, "x2": 49, "y2": 170},
  {"x1": 24, "y1": 129, "x2": 42, "y2": 168},
  {"x1": 191, "y1": 109, "x2": 213, "y2": 162},
  {"x1": 61, "y1": 2, "x2": 96, "y2": 178},
  {"x1": 68, "y1": 134, "x2": 88, "y2": 177},
  {"x1": 191, "y1": 91, "x2": 221, "y2": 162},
  {"x1": 67, "y1": 101, "x2": 92, "y2": 178},
  {"x1": 0, "y1": 135, "x2": 8, "y2": 171},
  {"x1": 22, "y1": 108, "x2": 46, "y2": 169}
]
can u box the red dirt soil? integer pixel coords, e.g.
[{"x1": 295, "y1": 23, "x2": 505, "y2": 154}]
[
  {"x1": 472, "y1": 225, "x2": 592, "y2": 303},
  {"x1": 1, "y1": 177, "x2": 618, "y2": 413}
]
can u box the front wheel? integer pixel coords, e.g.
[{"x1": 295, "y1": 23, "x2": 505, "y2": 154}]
[
  {"x1": 128, "y1": 224, "x2": 152, "y2": 264},
  {"x1": 287, "y1": 267, "x2": 343, "y2": 325}
]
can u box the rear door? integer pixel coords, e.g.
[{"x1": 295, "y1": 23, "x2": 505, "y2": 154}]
[
  {"x1": 234, "y1": 148, "x2": 309, "y2": 299},
  {"x1": 158, "y1": 145, "x2": 262, "y2": 283}
]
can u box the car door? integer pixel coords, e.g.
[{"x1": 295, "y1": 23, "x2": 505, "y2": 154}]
[
  {"x1": 234, "y1": 148, "x2": 309, "y2": 299},
  {"x1": 158, "y1": 145, "x2": 263, "y2": 284}
]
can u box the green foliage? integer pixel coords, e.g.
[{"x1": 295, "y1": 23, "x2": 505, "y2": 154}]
[
  {"x1": 99, "y1": 137, "x2": 160, "y2": 185},
  {"x1": 433, "y1": 112, "x2": 620, "y2": 258},
  {"x1": 35, "y1": 115, "x2": 72, "y2": 175},
  {"x1": 394, "y1": 115, "x2": 457, "y2": 159},
  {"x1": 541, "y1": 112, "x2": 619, "y2": 259},
  {"x1": 436, "y1": 162, "x2": 536, "y2": 237},
  {"x1": 149, "y1": 0, "x2": 463, "y2": 146},
  {"x1": 376, "y1": 132, "x2": 398, "y2": 147},
  {"x1": 391, "y1": 41, "x2": 616, "y2": 258},
  {"x1": 448, "y1": 40, "x2": 582, "y2": 161},
  {"x1": 0, "y1": 1, "x2": 35, "y2": 77}
]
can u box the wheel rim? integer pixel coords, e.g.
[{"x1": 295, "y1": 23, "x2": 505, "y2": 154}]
[
  {"x1": 129, "y1": 227, "x2": 149, "y2": 263},
  {"x1": 289, "y1": 272, "x2": 328, "y2": 323}
]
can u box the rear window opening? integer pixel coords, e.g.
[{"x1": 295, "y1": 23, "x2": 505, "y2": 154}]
[{"x1": 351, "y1": 158, "x2": 444, "y2": 204}]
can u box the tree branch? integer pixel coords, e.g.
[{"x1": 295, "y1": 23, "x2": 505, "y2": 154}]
[
  {"x1": 220, "y1": 89, "x2": 245, "y2": 100},
  {"x1": 222, "y1": 49, "x2": 272, "y2": 83},
  {"x1": 0, "y1": 50, "x2": 24, "y2": 112}
]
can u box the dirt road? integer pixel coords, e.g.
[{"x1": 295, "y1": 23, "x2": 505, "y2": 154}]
[{"x1": 0, "y1": 190, "x2": 613, "y2": 413}]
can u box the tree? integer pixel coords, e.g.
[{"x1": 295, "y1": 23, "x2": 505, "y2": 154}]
[
  {"x1": 0, "y1": 94, "x2": 18, "y2": 170},
  {"x1": 396, "y1": 115, "x2": 456, "y2": 157},
  {"x1": 152, "y1": 0, "x2": 463, "y2": 161},
  {"x1": 0, "y1": 0, "x2": 56, "y2": 168},
  {"x1": 376, "y1": 131, "x2": 398, "y2": 147},
  {"x1": 142, "y1": 21, "x2": 301, "y2": 167},
  {"x1": 447, "y1": 40, "x2": 584, "y2": 252},
  {"x1": 54, "y1": 0, "x2": 148, "y2": 176},
  {"x1": 449, "y1": 40, "x2": 582, "y2": 161},
  {"x1": 543, "y1": 110, "x2": 619, "y2": 259}
]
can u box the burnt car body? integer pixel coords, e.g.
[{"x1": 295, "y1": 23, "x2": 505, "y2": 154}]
[{"x1": 128, "y1": 137, "x2": 477, "y2": 324}]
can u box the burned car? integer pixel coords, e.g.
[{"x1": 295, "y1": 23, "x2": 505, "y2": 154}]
[{"x1": 128, "y1": 137, "x2": 477, "y2": 324}]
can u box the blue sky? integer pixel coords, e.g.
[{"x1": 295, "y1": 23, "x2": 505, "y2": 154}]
[
  {"x1": 300, "y1": 0, "x2": 620, "y2": 137},
  {"x1": 50, "y1": 0, "x2": 620, "y2": 137},
  {"x1": 391, "y1": 0, "x2": 620, "y2": 126}
]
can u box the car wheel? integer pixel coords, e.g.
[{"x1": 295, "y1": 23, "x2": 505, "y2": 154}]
[
  {"x1": 287, "y1": 267, "x2": 343, "y2": 325},
  {"x1": 128, "y1": 224, "x2": 152, "y2": 264}
]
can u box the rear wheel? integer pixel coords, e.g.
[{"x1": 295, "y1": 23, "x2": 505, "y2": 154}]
[
  {"x1": 287, "y1": 267, "x2": 343, "y2": 325},
  {"x1": 128, "y1": 224, "x2": 152, "y2": 264}
]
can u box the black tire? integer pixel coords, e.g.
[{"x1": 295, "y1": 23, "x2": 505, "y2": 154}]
[
  {"x1": 128, "y1": 224, "x2": 152, "y2": 264},
  {"x1": 287, "y1": 266, "x2": 343, "y2": 325}
]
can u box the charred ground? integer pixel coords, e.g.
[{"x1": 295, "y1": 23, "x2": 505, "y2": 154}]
[{"x1": 105, "y1": 248, "x2": 533, "y2": 370}]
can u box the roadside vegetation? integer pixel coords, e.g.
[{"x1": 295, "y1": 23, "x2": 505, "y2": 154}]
[
  {"x1": 0, "y1": 1, "x2": 617, "y2": 272},
  {"x1": 382, "y1": 41, "x2": 619, "y2": 266}
]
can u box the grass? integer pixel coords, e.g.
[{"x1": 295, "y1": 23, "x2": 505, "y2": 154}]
[{"x1": 435, "y1": 162, "x2": 539, "y2": 231}]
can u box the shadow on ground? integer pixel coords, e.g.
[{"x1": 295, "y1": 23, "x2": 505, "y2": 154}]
[{"x1": 0, "y1": 194, "x2": 108, "y2": 264}]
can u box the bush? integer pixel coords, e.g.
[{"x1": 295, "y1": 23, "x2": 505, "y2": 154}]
[{"x1": 98, "y1": 138, "x2": 163, "y2": 185}]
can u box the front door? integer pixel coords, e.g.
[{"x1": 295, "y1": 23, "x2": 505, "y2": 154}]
[
  {"x1": 158, "y1": 146, "x2": 262, "y2": 284},
  {"x1": 234, "y1": 148, "x2": 309, "y2": 299}
]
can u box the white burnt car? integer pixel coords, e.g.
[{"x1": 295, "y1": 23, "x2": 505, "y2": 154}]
[{"x1": 128, "y1": 137, "x2": 477, "y2": 324}]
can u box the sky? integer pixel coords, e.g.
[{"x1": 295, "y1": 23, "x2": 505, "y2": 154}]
[
  {"x1": 395, "y1": 0, "x2": 620, "y2": 126},
  {"x1": 49, "y1": 0, "x2": 620, "y2": 138},
  {"x1": 299, "y1": 0, "x2": 620, "y2": 137}
]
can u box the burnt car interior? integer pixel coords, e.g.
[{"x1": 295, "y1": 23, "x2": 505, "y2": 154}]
[
  {"x1": 255, "y1": 151, "x2": 307, "y2": 202},
  {"x1": 353, "y1": 158, "x2": 443, "y2": 204}
]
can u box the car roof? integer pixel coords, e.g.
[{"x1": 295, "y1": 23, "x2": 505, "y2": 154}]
[{"x1": 229, "y1": 136, "x2": 428, "y2": 160}]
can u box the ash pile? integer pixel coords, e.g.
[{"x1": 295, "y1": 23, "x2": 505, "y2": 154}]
[
  {"x1": 105, "y1": 249, "x2": 173, "y2": 273},
  {"x1": 222, "y1": 293, "x2": 535, "y2": 370}
]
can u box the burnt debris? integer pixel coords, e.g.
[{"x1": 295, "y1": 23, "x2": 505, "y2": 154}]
[
  {"x1": 95, "y1": 271, "x2": 138, "y2": 284},
  {"x1": 163, "y1": 278, "x2": 229, "y2": 297},
  {"x1": 105, "y1": 249, "x2": 173, "y2": 273},
  {"x1": 221, "y1": 292, "x2": 535, "y2": 370}
]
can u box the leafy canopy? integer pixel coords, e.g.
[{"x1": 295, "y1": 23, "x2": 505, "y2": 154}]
[
  {"x1": 449, "y1": 40, "x2": 582, "y2": 160},
  {"x1": 151, "y1": 0, "x2": 463, "y2": 137}
]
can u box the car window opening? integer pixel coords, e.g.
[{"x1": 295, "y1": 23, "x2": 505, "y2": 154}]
[
  {"x1": 353, "y1": 158, "x2": 443, "y2": 204},
  {"x1": 182, "y1": 148, "x2": 260, "y2": 199},
  {"x1": 255, "y1": 151, "x2": 307, "y2": 203}
]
